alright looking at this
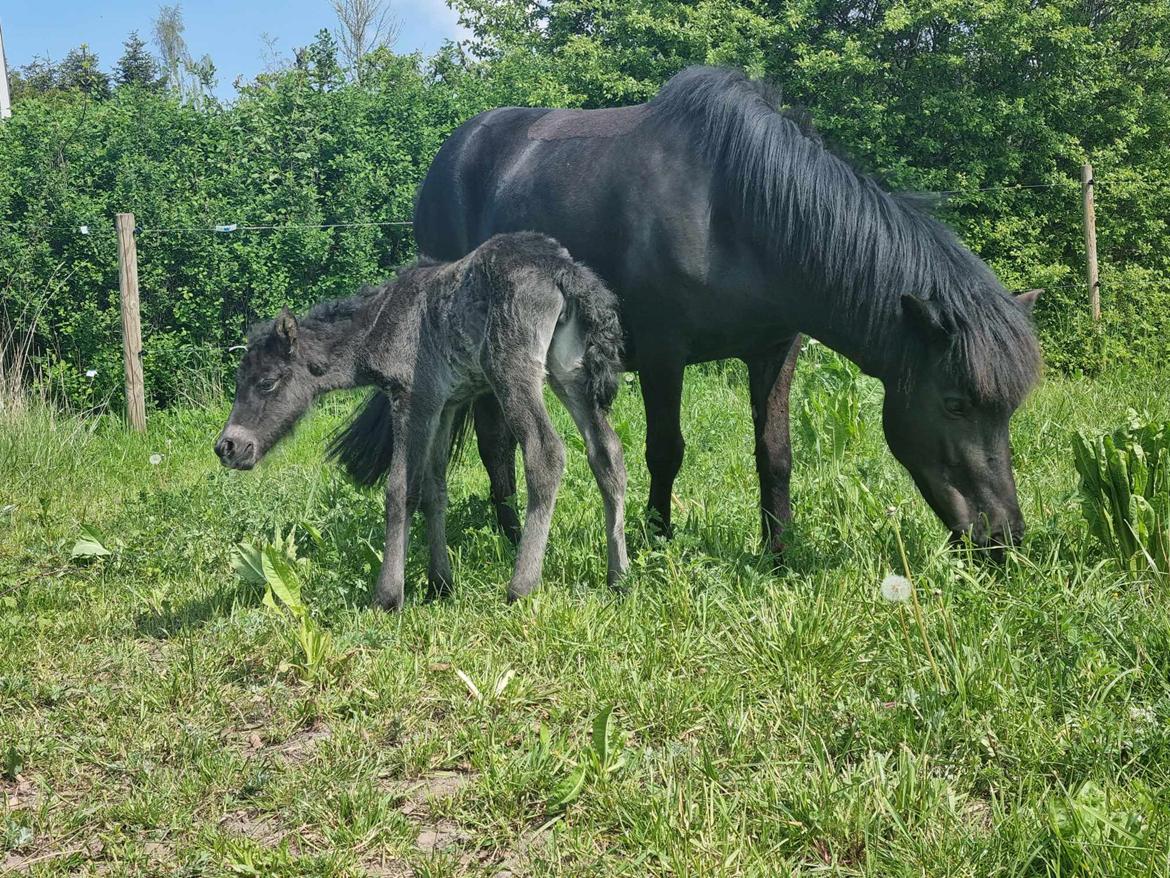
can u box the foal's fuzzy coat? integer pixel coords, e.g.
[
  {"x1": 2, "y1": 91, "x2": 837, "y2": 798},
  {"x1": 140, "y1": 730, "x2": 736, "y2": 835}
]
[{"x1": 216, "y1": 232, "x2": 629, "y2": 607}]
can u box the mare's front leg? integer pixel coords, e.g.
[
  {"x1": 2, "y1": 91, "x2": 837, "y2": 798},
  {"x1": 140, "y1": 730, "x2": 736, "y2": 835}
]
[
  {"x1": 639, "y1": 356, "x2": 686, "y2": 538},
  {"x1": 374, "y1": 395, "x2": 442, "y2": 612},
  {"x1": 420, "y1": 406, "x2": 457, "y2": 597},
  {"x1": 745, "y1": 335, "x2": 801, "y2": 557},
  {"x1": 472, "y1": 395, "x2": 522, "y2": 545}
]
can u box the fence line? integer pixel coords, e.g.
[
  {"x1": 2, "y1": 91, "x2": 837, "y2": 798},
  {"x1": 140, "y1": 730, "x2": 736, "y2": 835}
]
[{"x1": 4, "y1": 164, "x2": 1167, "y2": 429}]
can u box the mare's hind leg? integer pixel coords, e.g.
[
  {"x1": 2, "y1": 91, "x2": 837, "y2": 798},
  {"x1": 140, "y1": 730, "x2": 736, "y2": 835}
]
[
  {"x1": 745, "y1": 334, "x2": 801, "y2": 557},
  {"x1": 485, "y1": 371, "x2": 566, "y2": 603},
  {"x1": 420, "y1": 406, "x2": 457, "y2": 596},
  {"x1": 640, "y1": 356, "x2": 686, "y2": 538},
  {"x1": 473, "y1": 395, "x2": 522, "y2": 545},
  {"x1": 549, "y1": 376, "x2": 629, "y2": 588}
]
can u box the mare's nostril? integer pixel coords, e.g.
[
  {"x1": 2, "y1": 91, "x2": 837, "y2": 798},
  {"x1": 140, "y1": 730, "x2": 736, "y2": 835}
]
[{"x1": 217, "y1": 438, "x2": 235, "y2": 459}]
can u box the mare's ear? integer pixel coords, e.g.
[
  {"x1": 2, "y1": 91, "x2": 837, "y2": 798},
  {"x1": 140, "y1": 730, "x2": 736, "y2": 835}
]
[
  {"x1": 1015, "y1": 288, "x2": 1041, "y2": 315},
  {"x1": 275, "y1": 307, "x2": 298, "y2": 356},
  {"x1": 901, "y1": 293, "x2": 948, "y2": 339}
]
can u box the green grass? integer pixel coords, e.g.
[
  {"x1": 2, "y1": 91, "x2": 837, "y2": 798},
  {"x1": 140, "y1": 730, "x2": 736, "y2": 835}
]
[{"x1": 3, "y1": 351, "x2": 1170, "y2": 876}]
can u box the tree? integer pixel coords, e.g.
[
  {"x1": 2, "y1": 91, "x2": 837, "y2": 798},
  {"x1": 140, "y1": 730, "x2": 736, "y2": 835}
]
[
  {"x1": 331, "y1": 0, "x2": 400, "y2": 80},
  {"x1": 115, "y1": 31, "x2": 163, "y2": 91},
  {"x1": 152, "y1": 4, "x2": 217, "y2": 104},
  {"x1": 57, "y1": 45, "x2": 111, "y2": 99},
  {"x1": 11, "y1": 57, "x2": 60, "y2": 99},
  {"x1": 153, "y1": 4, "x2": 188, "y2": 92},
  {"x1": 297, "y1": 29, "x2": 344, "y2": 91}
]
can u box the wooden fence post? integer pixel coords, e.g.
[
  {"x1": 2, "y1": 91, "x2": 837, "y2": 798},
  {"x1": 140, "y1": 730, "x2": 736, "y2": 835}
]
[
  {"x1": 1081, "y1": 162, "x2": 1100, "y2": 322},
  {"x1": 116, "y1": 213, "x2": 146, "y2": 432}
]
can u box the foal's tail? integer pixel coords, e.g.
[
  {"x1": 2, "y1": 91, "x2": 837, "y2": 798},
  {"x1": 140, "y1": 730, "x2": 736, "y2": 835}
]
[
  {"x1": 554, "y1": 260, "x2": 625, "y2": 411},
  {"x1": 325, "y1": 395, "x2": 472, "y2": 488}
]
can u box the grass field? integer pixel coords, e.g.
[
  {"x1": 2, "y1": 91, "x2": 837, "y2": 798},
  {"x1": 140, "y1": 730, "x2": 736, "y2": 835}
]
[{"x1": 2, "y1": 349, "x2": 1169, "y2": 876}]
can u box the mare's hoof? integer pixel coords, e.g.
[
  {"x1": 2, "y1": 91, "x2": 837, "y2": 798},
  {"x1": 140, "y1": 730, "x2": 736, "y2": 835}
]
[
  {"x1": 427, "y1": 573, "x2": 455, "y2": 599},
  {"x1": 496, "y1": 512, "x2": 522, "y2": 546},
  {"x1": 645, "y1": 510, "x2": 673, "y2": 542}
]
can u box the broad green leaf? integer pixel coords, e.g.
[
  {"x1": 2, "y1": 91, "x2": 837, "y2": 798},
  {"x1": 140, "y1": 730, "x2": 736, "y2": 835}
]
[
  {"x1": 261, "y1": 545, "x2": 304, "y2": 613},
  {"x1": 548, "y1": 763, "x2": 586, "y2": 812},
  {"x1": 71, "y1": 524, "x2": 112, "y2": 559},
  {"x1": 592, "y1": 704, "x2": 615, "y2": 770},
  {"x1": 231, "y1": 541, "x2": 266, "y2": 584}
]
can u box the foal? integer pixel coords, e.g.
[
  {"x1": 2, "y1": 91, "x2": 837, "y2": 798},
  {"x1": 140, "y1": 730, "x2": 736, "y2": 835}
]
[{"x1": 215, "y1": 232, "x2": 629, "y2": 609}]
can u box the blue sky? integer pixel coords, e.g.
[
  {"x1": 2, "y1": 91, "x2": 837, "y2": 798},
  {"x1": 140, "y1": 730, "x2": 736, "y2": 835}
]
[{"x1": 2, "y1": 1, "x2": 466, "y2": 99}]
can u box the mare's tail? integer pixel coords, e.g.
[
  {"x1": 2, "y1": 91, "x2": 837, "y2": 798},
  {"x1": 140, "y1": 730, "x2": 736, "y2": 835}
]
[{"x1": 553, "y1": 260, "x2": 625, "y2": 411}]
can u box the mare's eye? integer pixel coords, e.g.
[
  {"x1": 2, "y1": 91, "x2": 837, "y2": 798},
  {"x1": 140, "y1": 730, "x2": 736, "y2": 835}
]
[
  {"x1": 944, "y1": 397, "x2": 968, "y2": 417},
  {"x1": 259, "y1": 377, "x2": 280, "y2": 394}
]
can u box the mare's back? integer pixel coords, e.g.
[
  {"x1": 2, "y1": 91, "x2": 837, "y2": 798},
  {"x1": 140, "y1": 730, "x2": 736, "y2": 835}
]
[{"x1": 413, "y1": 103, "x2": 716, "y2": 294}]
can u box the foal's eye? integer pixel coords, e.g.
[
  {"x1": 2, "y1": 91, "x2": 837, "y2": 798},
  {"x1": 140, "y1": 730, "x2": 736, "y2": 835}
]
[{"x1": 259, "y1": 377, "x2": 280, "y2": 394}]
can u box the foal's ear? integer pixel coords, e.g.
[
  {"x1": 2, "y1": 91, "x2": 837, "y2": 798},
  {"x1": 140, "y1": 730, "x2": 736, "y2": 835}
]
[
  {"x1": 901, "y1": 293, "x2": 948, "y2": 338},
  {"x1": 1015, "y1": 288, "x2": 1042, "y2": 315},
  {"x1": 275, "y1": 307, "x2": 299, "y2": 355}
]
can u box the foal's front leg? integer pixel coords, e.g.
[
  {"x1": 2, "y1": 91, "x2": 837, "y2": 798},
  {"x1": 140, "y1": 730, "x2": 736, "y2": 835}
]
[{"x1": 374, "y1": 398, "x2": 441, "y2": 611}]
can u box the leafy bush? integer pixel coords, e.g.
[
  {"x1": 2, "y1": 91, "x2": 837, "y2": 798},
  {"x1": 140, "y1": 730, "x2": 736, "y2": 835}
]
[
  {"x1": 1073, "y1": 413, "x2": 1170, "y2": 578},
  {"x1": 3, "y1": 8, "x2": 1170, "y2": 404},
  {"x1": 0, "y1": 39, "x2": 488, "y2": 409}
]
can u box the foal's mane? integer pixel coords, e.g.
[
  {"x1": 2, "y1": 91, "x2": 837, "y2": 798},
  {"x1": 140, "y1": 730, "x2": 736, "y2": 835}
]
[
  {"x1": 651, "y1": 66, "x2": 1040, "y2": 404},
  {"x1": 247, "y1": 257, "x2": 446, "y2": 341}
]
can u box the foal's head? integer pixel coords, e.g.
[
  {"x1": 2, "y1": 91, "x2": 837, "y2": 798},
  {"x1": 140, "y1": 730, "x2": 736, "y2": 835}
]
[{"x1": 216, "y1": 308, "x2": 321, "y2": 470}]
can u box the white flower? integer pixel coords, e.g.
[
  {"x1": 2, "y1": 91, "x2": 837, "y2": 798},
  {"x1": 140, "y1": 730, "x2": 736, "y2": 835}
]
[
  {"x1": 1130, "y1": 706, "x2": 1155, "y2": 725},
  {"x1": 149, "y1": 453, "x2": 163, "y2": 466},
  {"x1": 85, "y1": 369, "x2": 97, "y2": 379},
  {"x1": 880, "y1": 574, "x2": 912, "y2": 603}
]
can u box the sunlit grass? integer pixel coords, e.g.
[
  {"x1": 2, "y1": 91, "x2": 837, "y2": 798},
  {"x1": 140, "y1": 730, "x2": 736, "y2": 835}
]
[{"x1": 2, "y1": 355, "x2": 1169, "y2": 876}]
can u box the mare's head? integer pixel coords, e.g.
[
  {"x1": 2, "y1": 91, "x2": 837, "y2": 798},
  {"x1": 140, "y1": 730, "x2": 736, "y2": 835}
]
[
  {"x1": 216, "y1": 308, "x2": 321, "y2": 470},
  {"x1": 881, "y1": 289, "x2": 1041, "y2": 551}
]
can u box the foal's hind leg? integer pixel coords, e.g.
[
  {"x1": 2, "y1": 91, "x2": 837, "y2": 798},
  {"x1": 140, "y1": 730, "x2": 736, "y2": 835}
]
[
  {"x1": 486, "y1": 372, "x2": 566, "y2": 603},
  {"x1": 550, "y1": 376, "x2": 629, "y2": 588}
]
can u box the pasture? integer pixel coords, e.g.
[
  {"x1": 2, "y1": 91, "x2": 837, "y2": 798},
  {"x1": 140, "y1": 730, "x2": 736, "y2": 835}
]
[{"x1": 2, "y1": 349, "x2": 1169, "y2": 876}]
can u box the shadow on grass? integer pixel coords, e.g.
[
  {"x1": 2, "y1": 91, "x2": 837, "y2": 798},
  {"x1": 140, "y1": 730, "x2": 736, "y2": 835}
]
[{"x1": 134, "y1": 579, "x2": 266, "y2": 639}]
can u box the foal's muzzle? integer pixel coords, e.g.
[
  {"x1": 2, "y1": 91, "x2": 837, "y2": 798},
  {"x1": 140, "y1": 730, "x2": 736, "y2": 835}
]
[{"x1": 215, "y1": 429, "x2": 258, "y2": 470}]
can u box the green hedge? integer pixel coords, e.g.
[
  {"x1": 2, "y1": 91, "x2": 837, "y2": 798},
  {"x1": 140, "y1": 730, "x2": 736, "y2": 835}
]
[
  {"x1": 3, "y1": 6, "x2": 1170, "y2": 409},
  {"x1": 0, "y1": 45, "x2": 491, "y2": 408}
]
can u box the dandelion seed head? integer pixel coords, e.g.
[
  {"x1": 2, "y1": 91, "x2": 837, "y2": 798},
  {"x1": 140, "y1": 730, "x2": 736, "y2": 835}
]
[
  {"x1": 880, "y1": 574, "x2": 912, "y2": 603},
  {"x1": 85, "y1": 369, "x2": 97, "y2": 379},
  {"x1": 149, "y1": 453, "x2": 163, "y2": 466}
]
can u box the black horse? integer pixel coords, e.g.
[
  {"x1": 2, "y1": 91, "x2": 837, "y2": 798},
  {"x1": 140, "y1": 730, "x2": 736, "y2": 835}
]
[{"x1": 333, "y1": 66, "x2": 1042, "y2": 552}]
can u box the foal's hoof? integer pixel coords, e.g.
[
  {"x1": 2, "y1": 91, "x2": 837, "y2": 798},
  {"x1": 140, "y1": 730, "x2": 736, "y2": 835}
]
[
  {"x1": 372, "y1": 590, "x2": 404, "y2": 612},
  {"x1": 506, "y1": 583, "x2": 537, "y2": 604}
]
